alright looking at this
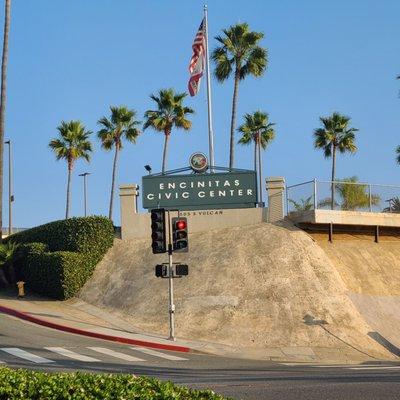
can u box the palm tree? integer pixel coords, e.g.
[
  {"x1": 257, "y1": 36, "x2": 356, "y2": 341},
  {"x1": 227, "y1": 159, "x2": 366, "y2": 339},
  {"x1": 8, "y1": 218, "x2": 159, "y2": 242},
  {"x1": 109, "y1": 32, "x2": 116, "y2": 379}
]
[
  {"x1": 143, "y1": 89, "x2": 194, "y2": 174},
  {"x1": 212, "y1": 23, "x2": 267, "y2": 169},
  {"x1": 0, "y1": 241, "x2": 18, "y2": 285},
  {"x1": 49, "y1": 121, "x2": 92, "y2": 219},
  {"x1": 313, "y1": 112, "x2": 358, "y2": 209},
  {"x1": 384, "y1": 196, "x2": 400, "y2": 213},
  {"x1": 0, "y1": 0, "x2": 11, "y2": 242},
  {"x1": 289, "y1": 196, "x2": 313, "y2": 213},
  {"x1": 238, "y1": 111, "x2": 275, "y2": 204},
  {"x1": 98, "y1": 106, "x2": 140, "y2": 221},
  {"x1": 335, "y1": 176, "x2": 380, "y2": 211}
]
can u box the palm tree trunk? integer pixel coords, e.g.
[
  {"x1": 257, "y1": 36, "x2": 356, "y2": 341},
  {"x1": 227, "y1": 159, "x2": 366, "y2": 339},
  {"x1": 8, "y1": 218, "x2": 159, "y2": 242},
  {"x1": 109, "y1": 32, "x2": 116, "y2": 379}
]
[
  {"x1": 253, "y1": 139, "x2": 257, "y2": 172},
  {"x1": 331, "y1": 144, "x2": 336, "y2": 210},
  {"x1": 162, "y1": 132, "x2": 170, "y2": 174},
  {"x1": 109, "y1": 144, "x2": 119, "y2": 220},
  {"x1": 229, "y1": 70, "x2": 240, "y2": 170},
  {"x1": 66, "y1": 161, "x2": 73, "y2": 219},
  {"x1": 258, "y1": 136, "x2": 263, "y2": 206},
  {"x1": 0, "y1": 0, "x2": 11, "y2": 241}
]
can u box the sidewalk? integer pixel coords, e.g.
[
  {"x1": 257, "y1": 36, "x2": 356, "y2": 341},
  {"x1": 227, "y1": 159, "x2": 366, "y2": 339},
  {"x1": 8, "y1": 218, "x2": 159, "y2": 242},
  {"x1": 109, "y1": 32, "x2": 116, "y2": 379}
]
[
  {"x1": 0, "y1": 289, "x2": 232, "y2": 355},
  {"x1": 0, "y1": 289, "x2": 392, "y2": 363}
]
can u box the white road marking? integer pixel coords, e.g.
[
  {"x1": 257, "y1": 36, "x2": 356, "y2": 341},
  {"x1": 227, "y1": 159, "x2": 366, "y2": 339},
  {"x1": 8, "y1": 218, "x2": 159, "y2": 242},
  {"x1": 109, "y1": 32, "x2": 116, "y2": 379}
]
[
  {"x1": 281, "y1": 363, "x2": 320, "y2": 366},
  {"x1": 348, "y1": 366, "x2": 400, "y2": 370},
  {"x1": 282, "y1": 363, "x2": 400, "y2": 370},
  {"x1": 88, "y1": 347, "x2": 145, "y2": 362},
  {"x1": 45, "y1": 347, "x2": 100, "y2": 362},
  {"x1": 1, "y1": 348, "x2": 54, "y2": 364},
  {"x1": 130, "y1": 346, "x2": 188, "y2": 361},
  {"x1": 312, "y1": 365, "x2": 357, "y2": 368}
]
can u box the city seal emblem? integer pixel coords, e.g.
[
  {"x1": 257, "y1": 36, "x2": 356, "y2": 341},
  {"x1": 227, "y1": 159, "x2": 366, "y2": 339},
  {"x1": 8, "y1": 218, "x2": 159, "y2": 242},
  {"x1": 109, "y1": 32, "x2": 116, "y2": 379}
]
[{"x1": 189, "y1": 152, "x2": 208, "y2": 173}]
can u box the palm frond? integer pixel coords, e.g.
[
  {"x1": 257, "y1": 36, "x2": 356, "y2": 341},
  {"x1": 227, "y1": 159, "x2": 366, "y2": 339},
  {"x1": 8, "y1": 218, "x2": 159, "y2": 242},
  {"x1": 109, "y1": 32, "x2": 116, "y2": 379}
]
[
  {"x1": 212, "y1": 22, "x2": 266, "y2": 82},
  {"x1": 237, "y1": 110, "x2": 275, "y2": 149},
  {"x1": 313, "y1": 112, "x2": 358, "y2": 159},
  {"x1": 143, "y1": 88, "x2": 193, "y2": 135},
  {"x1": 97, "y1": 106, "x2": 140, "y2": 150},
  {"x1": 396, "y1": 145, "x2": 400, "y2": 164},
  {"x1": 49, "y1": 120, "x2": 92, "y2": 163}
]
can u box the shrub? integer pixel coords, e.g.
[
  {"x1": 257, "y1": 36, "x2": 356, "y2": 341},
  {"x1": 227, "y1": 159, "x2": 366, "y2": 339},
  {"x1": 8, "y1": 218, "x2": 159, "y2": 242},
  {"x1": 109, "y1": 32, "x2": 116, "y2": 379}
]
[
  {"x1": 6, "y1": 217, "x2": 114, "y2": 300},
  {"x1": 0, "y1": 367, "x2": 229, "y2": 400}
]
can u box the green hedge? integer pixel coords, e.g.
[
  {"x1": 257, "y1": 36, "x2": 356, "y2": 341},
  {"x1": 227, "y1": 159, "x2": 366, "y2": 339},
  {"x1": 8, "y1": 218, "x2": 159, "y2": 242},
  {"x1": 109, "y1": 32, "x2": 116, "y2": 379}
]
[
  {"x1": 7, "y1": 216, "x2": 114, "y2": 300},
  {"x1": 0, "y1": 368, "x2": 228, "y2": 400}
]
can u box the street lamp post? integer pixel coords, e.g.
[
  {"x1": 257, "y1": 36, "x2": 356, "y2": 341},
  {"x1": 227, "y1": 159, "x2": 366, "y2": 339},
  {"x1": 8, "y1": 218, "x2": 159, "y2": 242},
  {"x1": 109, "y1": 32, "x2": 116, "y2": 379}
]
[
  {"x1": 78, "y1": 172, "x2": 90, "y2": 217},
  {"x1": 4, "y1": 139, "x2": 12, "y2": 235}
]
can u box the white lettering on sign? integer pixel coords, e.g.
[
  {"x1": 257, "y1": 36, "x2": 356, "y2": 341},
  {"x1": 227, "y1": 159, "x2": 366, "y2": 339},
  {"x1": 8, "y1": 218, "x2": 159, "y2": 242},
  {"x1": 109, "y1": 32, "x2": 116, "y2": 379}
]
[
  {"x1": 144, "y1": 174, "x2": 257, "y2": 209},
  {"x1": 146, "y1": 188, "x2": 254, "y2": 200},
  {"x1": 181, "y1": 210, "x2": 224, "y2": 216}
]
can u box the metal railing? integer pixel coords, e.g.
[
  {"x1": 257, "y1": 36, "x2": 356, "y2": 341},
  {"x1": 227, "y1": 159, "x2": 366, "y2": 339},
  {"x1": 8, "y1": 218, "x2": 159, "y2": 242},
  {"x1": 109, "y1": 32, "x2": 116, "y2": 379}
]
[{"x1": 286, "y1": 179, "x2": 400, "y2": 215}]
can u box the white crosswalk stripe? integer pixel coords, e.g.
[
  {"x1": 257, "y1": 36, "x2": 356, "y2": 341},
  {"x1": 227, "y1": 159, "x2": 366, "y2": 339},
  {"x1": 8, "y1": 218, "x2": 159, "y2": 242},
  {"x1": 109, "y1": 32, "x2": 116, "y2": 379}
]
[
  {"x1": 88, "y1": 347, "x2": 145, "y2": 362},
  {"x1": 130, "y1": 346, "x2": 188, "y2": 361},
  {"x1": 45, "y1": 347, "x2": 100, "y2": 362},
  {"x1": 1, "y1": 348, "x2": 54, "y2": 364}
]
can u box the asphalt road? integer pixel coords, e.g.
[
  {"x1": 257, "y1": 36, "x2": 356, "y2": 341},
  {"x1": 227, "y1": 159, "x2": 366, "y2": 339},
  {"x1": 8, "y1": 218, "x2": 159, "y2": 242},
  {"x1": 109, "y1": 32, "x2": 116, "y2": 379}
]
[{"x1": 0, "y1": 313, "x2": 399, "y2": 400}]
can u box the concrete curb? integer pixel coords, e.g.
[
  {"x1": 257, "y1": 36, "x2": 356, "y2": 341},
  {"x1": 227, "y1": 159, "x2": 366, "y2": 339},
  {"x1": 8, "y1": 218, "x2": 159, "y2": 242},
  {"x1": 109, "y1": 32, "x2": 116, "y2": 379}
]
[{"x1": 0, "y1": 304, "x2": 190, "y2": 353}]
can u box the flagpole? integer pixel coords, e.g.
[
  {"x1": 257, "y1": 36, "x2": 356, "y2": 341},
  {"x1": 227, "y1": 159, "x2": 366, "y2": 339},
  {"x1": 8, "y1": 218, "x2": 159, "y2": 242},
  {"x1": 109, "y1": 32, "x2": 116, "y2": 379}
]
[{"x1": 204, "y1": 4, "x2": 215, "y2": 172}]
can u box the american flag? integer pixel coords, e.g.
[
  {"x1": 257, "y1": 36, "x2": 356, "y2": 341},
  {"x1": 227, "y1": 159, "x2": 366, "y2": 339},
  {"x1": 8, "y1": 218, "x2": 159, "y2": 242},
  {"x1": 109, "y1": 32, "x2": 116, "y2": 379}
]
[{"x1": 188, "y1": 18, "x2": 206, "y2": 97}]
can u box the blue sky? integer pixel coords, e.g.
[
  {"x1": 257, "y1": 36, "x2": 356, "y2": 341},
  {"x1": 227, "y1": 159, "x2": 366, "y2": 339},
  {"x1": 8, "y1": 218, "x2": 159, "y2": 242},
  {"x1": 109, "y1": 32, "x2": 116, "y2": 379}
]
[{"x1": 3, "y1": 0, "x2": 400, "y2": 227}]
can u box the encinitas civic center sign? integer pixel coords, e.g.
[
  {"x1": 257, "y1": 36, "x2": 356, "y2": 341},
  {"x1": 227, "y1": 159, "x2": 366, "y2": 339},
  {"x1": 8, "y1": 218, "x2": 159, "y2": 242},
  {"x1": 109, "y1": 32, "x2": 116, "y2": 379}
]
[{"x1": 142, "y1": 170, "x2": 257, "y2": 210}]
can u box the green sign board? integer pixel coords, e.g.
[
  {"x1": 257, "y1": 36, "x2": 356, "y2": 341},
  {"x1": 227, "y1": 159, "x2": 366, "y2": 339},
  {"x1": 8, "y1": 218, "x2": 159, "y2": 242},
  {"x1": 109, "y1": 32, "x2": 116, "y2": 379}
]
[{"x1": 142, "y1": 171, "x2": 257, "y2": 210}]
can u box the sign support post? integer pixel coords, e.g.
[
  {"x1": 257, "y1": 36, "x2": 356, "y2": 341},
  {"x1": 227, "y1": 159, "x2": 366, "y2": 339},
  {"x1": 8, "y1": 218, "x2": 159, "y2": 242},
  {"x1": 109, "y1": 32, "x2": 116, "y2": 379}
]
[{"x1": 167, "y1": 211, "x2": 176, "y2": 341}]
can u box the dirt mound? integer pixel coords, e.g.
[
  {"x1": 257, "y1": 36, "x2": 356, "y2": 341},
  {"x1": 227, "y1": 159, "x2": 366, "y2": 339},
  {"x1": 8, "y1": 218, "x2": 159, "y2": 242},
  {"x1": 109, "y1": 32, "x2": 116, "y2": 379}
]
[
  {"x1": 314, "y1": 234, "x2": 400, "y2": 354},
  {"x1": 79, "y1": 221, "x2": 396, "y2": 361}
]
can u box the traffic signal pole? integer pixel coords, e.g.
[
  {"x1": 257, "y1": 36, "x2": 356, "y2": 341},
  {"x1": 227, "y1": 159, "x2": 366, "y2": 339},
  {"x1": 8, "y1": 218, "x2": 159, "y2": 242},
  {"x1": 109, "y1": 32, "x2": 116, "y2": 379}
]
[
  {"x1": 167, "y1": 211, "x2": 176, "y2": 341},
  {"x1": 151, "y1": 208, "x2": 189, "y2": 341}
]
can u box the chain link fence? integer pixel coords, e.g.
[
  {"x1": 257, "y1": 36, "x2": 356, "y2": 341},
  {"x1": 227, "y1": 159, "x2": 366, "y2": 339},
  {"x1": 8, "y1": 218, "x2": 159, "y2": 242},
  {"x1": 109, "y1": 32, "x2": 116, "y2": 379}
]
[{"x1": 286, "y1": 179, "x2": 400, "y2": 215}]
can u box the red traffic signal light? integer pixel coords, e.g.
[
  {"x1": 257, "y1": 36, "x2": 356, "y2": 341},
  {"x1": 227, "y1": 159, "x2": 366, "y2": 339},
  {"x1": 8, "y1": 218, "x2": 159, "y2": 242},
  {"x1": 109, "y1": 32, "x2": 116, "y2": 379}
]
[
  {"x1": 175, "y1": 220, "x2": 187, "y2": 230},
  {"x1": 172, "y1": 217, "x2": 188, "y2": 253}
]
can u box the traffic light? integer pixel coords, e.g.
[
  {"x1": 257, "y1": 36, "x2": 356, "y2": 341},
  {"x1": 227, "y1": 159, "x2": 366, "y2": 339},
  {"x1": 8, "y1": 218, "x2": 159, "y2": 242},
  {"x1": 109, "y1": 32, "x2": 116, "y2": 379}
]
[
  {"x1": 155, "y1": 264, "x2": 168, "y2": 277},
  {"x1": 151, "y1": 208, "x2": 166, "y2": 254},
  {"x1": 175, "y1": 264, "x2": 189, "y2": 276},
  {"x1": 172, "y1": 217, "x2": 188, "y2": 252}
]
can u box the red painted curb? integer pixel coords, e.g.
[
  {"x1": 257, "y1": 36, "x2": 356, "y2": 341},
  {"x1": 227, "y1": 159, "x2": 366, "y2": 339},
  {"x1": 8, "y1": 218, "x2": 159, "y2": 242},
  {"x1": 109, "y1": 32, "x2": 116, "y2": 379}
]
[{"x1": 0, "y1": 304, "x2": 190, "y2": 353}]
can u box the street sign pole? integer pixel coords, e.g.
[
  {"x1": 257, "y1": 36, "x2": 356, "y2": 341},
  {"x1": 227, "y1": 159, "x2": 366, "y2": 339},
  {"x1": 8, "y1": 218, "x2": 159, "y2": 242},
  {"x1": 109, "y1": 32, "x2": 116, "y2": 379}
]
[{"x1": 167, "y1": 211, "x2": 176, "y2": 341}]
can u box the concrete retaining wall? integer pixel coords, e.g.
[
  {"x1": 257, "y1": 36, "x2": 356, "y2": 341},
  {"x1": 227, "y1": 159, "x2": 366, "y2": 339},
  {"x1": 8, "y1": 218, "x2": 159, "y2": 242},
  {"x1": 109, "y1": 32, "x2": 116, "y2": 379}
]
[
  {"x1": 120, "y1": 207, "x2": 269, "y2": 239},
  {"x1": 289, "y1": 209, "x2": 400, "y2": 227}
]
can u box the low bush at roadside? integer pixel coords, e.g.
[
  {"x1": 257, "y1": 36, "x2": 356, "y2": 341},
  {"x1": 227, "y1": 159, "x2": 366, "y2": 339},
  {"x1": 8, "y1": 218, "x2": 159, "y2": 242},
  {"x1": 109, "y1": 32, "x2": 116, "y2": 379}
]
[
  {"x1": 0, "y1": 368, "x2": 228, "y2": 400},
  {"x1": 6, "y1": 216, "x2": 114, "y2": 300}
]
